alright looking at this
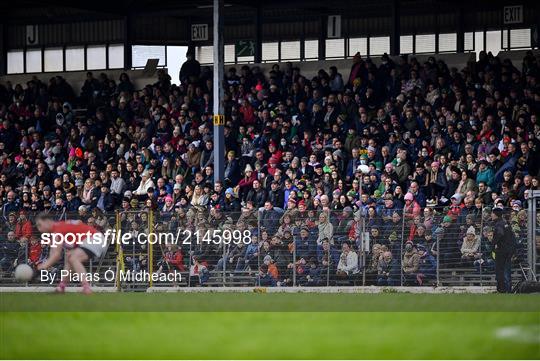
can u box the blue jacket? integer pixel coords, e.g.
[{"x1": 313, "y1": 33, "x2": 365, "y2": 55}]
[
  {"x1": 419, "y1": 253, "x2": 436, "y2": 279},
  {"x1": 476, "y1": 168, "x2": 494, "y2": 188},
  {"x1": 258, "y1": 273, "x2": 277, "y2": 287},
  {"x1": 283, "y1": 186, "x2": 298, "y2": 209},
  {"x1": 2, "y1": 201, "x2": 19, "y2": 220},
  {"x1": 244, "y1": 243, "x2": 259, "y2": 260},
  {"x1": 316, "y1": 245, "x2": 340, "y2": 269},
  {"x1": 295, "y1": 235, "x2": 317, "y2": 260}
]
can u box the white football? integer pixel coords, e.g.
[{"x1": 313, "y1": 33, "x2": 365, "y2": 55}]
[{"x1": 14, "y1": 264, "x2": 34, "y2": 282}]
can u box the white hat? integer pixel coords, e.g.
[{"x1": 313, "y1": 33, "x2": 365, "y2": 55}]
[{"x1": 356, "y1": 164, "x2": 370, "y2": 174}]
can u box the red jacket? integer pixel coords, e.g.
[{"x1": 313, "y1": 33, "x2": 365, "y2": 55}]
[
  {"x1": 28, "y1": 242, "x2": 42, "y2": 264},
  {"x1": 347, "y1": 221, "x2": 360, "y2": 241},
  {"x1": 15, "y1": 220, "x2": 33, "y2": 240},
  {"x1": 404, "y1": 201, "x2": 421, "y2": 220},
  {"x1": 447, "y1": 204, "x2": 463, "y2": 219},
  {"x1": 165, "y1": 250, "x2": 185, "y2": 271},
  {"x1": 238, "y1": 172, "x2": 257, "y2": 189},
  {"x1": 239, "y1": 105, "x2": 256, "y2": 125}
]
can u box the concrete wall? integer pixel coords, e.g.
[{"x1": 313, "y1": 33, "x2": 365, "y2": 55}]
[
  {"x1": 240, "y1": 52, "x2": 476, "y2": 80},
  {"x1": 233, "y1": 50, "x2": 537, "y2": 79},
  {"x1": 1, "y1": 50, "x2": 537, "y2": 96},
  {"x1": 0, "y1": 69, "x2": 159, "y2": 96},
  {"x1": 496, "y1": 49, "x2": 540, "y2": 67}
]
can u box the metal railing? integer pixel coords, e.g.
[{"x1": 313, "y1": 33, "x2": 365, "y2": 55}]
[{"x1": 0, "y1": 203, "x2": 536, "y2": 289}]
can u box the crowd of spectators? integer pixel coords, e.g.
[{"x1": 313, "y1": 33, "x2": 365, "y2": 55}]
[{"x1": 0, "y1": 48, "x2": 539, "y2": 286}]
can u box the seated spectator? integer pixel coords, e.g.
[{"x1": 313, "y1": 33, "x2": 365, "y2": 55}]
[
  {"x1": 295, "y1": 226, "x2": 316, "y2": 261},
  {"x1": 189, "y1": 255, "x2": 209, "y2": 286},
  {"x1": 298, "y1": 257, "x2": 322, "y2": 286},
  {"x1": 260, "y1": 201, "x2": 282, "y2": 235},
  {"x1": 474, "y1": 226, "x2": 495, "y2": 273},
  {"x1": 365, "y1": 243, "x2": 387, "y2": 285},
  {"x1": 402, "y1": 242, "x2": 420, "y2": 285},
  {"x1": 336, "y1": 241, "x2": 359, "y2": 280},
  {"x1": 460, "y1": 226, "x2": 481, "y2": 264},
  {"x1": 316, "y1": 212, "x2": 334, "y2": 245},
  {"x1": 134, "y1": 171, "x2": 155, "y2": 199},
  {"x1": 27, "y1": 237, "x2": 43, "y2": 270},
  {"x1": 417, "y1": 244, "x2": 436, "y2": 285},
  {"x1": 257, "y1": 264, "x2": 276, "y2": 287},
  {"x1": 156, "y1": 243, "x2": 185, "y2": 275},
  {"x1": 403, "y1": 192, "x2": 421, "y2": 221},
  {"x1": 263, "y1": 255, "x2": 279, "y2": 281},
  {"x1": 317, "y1": 239, "x2": 339, "y2": 278},
  {"x1": 235, "y1": 237, "x2": 259, "y2": 271},
  {"x1": 216, "y1": 242, "x2": 245, "y2": 272},
  {"x1": 377, "y1": 251, "x2": 400, "y2": 286},
  {"x1": 14, "y1": 211, "x2": 32, "y2": 242},
  {"x1": 0, "y1": 231, "x2": 19, "y2": 275}
]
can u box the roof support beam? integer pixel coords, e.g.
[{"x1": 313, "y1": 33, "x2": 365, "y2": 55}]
[
  {"x1": 0, "y1": 22, "x2": 6, "y2": 76},
  {"x1": 254, "y1": 3, "x2": 263, "y2": 63},
  {"x1": 456, "y1": 5, "x2": 465, "y2": 53},
  {"x1": 123, "y1": 14, "x2": 132, "y2": 70},
  {"x1": 390, "y1": 0, "x2": 400, "y2": 56},
  {"x1": 318, "y1": 15, "x2": 326, "y2": 60}
]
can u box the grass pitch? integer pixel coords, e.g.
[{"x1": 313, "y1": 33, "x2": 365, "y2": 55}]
[{"x1": 1, "y1": 292, "x2": 539, "y2": 359}]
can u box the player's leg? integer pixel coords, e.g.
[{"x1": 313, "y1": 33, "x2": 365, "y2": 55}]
[
  {"x1": 56, "y1": 250, "x2": 71, "y2": 293},
  {"x1": 67, "y1": 248, "x2": 92, "y2": 294}
]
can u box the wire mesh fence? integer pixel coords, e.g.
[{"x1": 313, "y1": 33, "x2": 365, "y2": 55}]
[
  {"x1": 0, "y1": 210, "x2": 118, "y2": 287},
  {"x1": 0, "y1": 203, "x2": 536, "y2": 289}
]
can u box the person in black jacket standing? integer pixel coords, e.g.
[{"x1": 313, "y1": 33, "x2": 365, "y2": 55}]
[
  {"x1": 179, "y1": 49, "x2": 201, "y2": 85},
  {"x1": 491, "y1": 208, "x2": 516, "y2": 293}
]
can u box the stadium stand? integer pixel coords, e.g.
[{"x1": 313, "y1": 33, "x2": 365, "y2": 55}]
[{"x1": 0, "y1": 48, "x2": 539, "y2": 289}]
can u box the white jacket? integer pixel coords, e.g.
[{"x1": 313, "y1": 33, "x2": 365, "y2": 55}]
[
  {"x1": 337, "y1": 251, "x2": 359, "y2": 275},
  {"x1": 134, "y1": 178, "x2": 155, "y2": 195}
]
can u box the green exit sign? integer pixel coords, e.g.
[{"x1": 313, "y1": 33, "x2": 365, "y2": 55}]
[{"x1": 235, "y1": 40, "x2": 255, "y2": 57}]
